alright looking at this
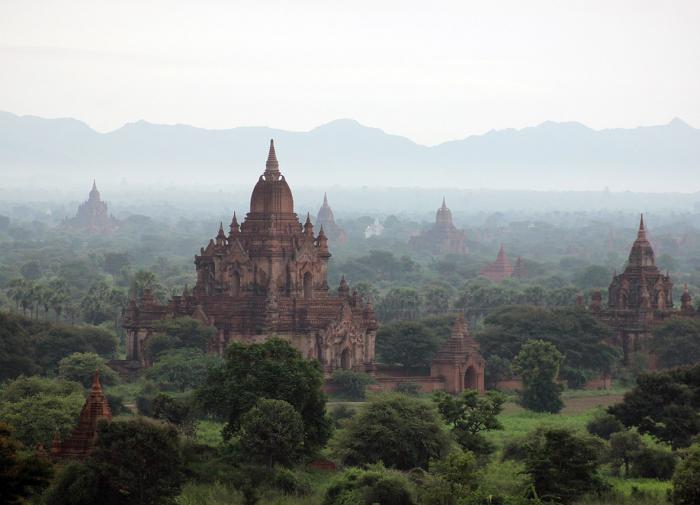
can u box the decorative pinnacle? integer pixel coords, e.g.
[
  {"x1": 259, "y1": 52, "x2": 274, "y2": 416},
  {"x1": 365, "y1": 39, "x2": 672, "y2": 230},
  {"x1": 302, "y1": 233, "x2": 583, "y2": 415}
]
[
  {"x1": 264, "y1": 139, "x2": 280, "y2": 179},
  {"x1": 230, "y1": 211, "x2": 239, "y2": 228},
  {"x1": 441, "y1": 196, "x2": 447, "y2": 209},
  {"x1": 637, "y1": 213, "x2": 647, "y2": 240},
  {"x1": 323, "y1": 192, "x2": 328, "y2": 206},
  {"x1": 91, "y1": 369, "x2": 102, "y2": 392}
]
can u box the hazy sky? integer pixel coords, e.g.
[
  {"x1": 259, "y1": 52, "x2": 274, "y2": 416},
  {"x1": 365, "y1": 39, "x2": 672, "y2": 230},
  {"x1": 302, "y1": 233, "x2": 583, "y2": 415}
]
[{"x1": 1, "y1": 0, "x2": 698, "y2": 145}]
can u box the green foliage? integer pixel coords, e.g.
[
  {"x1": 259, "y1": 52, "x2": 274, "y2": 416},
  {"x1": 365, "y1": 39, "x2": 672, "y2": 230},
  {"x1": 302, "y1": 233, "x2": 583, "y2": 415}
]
[
  {"x1": 0, "y1": 312, "x2": 38, "y2": 380},
  {"x1": 395, "y1": 382, "x2": 421, "y2": 396},
  {"x1": 520, "y1": 427, "x2": 607, "y2": 504},
  {"x1": 32, "y1": 323, "x2": 118, "y2": 373},
  {"x1": 0, "y1": 376, "x2": 84, "y2": 446},
  {"x1": 429, "y1": 449, "x2": 478, "y2": 489},
  {"x1": 512, "y1": 339, "x2": 564, "y2": 413},
  {"x1": 433, "y1": 389, "x2": 504, "y2": 458},
  {"x1": 0, "y1": 422, "x2": 53, "y2": 505},
  {"x1": 376, "y1": 287, "x2": 422, "y2": 322},
  {"x1": 330, "y1": 404, "x2": 356, "y2": 428},
  {"x1": 331, "y1": 394, "x2": 451, "y2": 470},
  {"x1": 152, "y1": 394, "x2": 198, "y2": 437},
  {"x1": 323, "y1": 464, "x2": 417, "y2": 505},
  {"x1": 477, "y1": 305, "x2": 618, "y2": 379},
  {"x1": 651, "y1": 318, "x2": 700, "y2": 368},
  {"x1": 671, "y1": 444, "x2": 700, "y2": 505},
  {"x1": 609, "y1": 363, "x2": 700, "y2": 448},
  {"x1": 271, "y1": 468, "x2": 312, "y2": 496},
  {"x1": 90, "y1": 418, "x2": 185, "y2": 505},
  {"x1": 197, "y1": 338, "x2": 331, "y2": 453},
  {"x1": 146, "y1": 317, "x2": 215, "y2": 362},
  {"x1": 331, "y1": 370, "x2": 374, "y2": 400},
  {"x1": 237, "y1": 399, "x2": 305, "y2": 468},
  {"x1": 43, "y1": 461, "x2": 99, "y2": 505},
  {"x1": 376, "y1": 320, "x2": 441, "y2": 368},
  {"x1": 586, "y1": 410, "x2": 624, "y2": 440},
  {"x1": 145, "y1": 348, "x2": 220, "y2": 391},
  {"x1": 57, "y1": 352, "x2": 119, "y2": 387},
  {"x1": 631, "y1": 445, "x2": 677, "y2": 480},
  {"x1": 609, "y1": 429, "x2": 642, "y2": 477}
]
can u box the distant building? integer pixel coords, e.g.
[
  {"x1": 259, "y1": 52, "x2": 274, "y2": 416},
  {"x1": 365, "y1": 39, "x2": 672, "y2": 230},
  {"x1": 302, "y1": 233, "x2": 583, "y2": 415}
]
[
  {"x1": 364, "y1": 217, "x2": 384, "y2": 239},
  {"x1": 480, "y1": 245, "x2": 514, "y2": 282},
  {"x1": 430, "y1": 315, "x2": 485, "y2": 393},
  {"x1": 316, "y1": 193, "x2": 347, "y2": 245},
  {"x1": 409, "y1": 198, "x2": 468, "y2": 255},
  {"x1": 52, "y1": 371, "x2": 112, "y2": 460},
  {"x1": 65, "y1": 180, "x2": 117, "y2": 234}
]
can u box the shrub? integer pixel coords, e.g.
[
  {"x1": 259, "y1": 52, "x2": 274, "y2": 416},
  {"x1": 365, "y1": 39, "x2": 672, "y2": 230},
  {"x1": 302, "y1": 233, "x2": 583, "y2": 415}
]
[
  {"x1": 671, "y1": 444, "x2": 700, "y2": 505},
  {"x1": 631, "y1": 446, "x2": 677, "y2": 480},
  {"x1": 323, "y1": 464, "x2": 417, "y2": 505},
  {"x1": 331, "y1": 370, "x2": 374, "y2": 400},
  {"x1": 271, "y1": 468, "x2": 312, "y2": 496},
  {"x1": 395, "y1": 382, "x2": 421, "y2": 396},
  {"x1": 330, "y1": 404, "x2": 356, "y2": 428},
  {"x1": 587, "y1": 410, "x2": 624, "y2": 440}
]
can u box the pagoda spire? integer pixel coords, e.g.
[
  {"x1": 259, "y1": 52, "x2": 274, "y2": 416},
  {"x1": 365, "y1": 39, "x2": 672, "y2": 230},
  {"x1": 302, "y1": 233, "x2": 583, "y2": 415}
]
[
  {"x1": 441, "y1": 196, "x2": 447, "y2": 209},
  {"x1": 229, "y1": 212, "x2": 240, "y2": 236},
  {"x1": 323, "y1": 192, "x2": 328, "y2": 206},
  {"x1": 637, "y1": 213, "x2": 647, "y2": 240},
  {"x1": 264, "y1": 139, "x2": 280, "y2": 180}
]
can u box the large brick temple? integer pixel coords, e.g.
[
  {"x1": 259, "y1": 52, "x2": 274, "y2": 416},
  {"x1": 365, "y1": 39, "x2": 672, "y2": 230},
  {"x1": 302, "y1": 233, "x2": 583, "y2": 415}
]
[
  {"x1": 123, "y1": 141, "x2": 377, "y2": 372},
  {"x1": 65, "y1": 180, "x2": 117, "y2": 234},
  {"x1": 409, "y1": 198, "x2": 468, "y2": 255},
  {"x1": 316, "y1": 193, "x2": 347, "y2": 245}
]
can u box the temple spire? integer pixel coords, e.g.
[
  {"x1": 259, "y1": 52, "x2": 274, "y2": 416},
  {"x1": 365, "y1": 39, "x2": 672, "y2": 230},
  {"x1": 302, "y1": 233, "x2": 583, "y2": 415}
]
[
  {"x1": 441, "y1": 196, "x2": 447, "y2": 209},
  {"x1": 637, "y1": 213, "x2": 646, "y2": 240},
  {"x1": 264, "y1": 139, "x2": 280, "y2": 180},
  {"x1": 91, "y1": 369, "x2": 102, "y2": 392},
  {"x1": 323, "y1": 192, "x2": 328, "y2": 206}
]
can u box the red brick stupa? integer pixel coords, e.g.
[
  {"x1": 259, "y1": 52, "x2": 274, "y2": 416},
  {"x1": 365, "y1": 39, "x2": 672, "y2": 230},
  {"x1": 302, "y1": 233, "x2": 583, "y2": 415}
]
[
  {"x1": 430, "y1": 315, "x2": 485, "y2": 393},
  {"x1": 480, "y1": 245, "x2": 514, "y2": 282},
  {"x1": 52, "y1": 370, "x2": 112, "y2": 460},
  {"x1": 66, "y1": 180, "x2": 117, "y2": 234},
  {"x1": 316, "y1": 193, "x2": 347, "y2": 245},
  {"x1": 409, "y1": 198, "x2": 468, "y2": 255}
]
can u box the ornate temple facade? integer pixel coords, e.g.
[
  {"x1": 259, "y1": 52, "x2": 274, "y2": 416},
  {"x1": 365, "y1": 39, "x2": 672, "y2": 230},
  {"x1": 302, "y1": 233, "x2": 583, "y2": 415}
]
[
  {"x1": 589, "y1": 215, "x2": 699, "y2": 363},
  {"x1": 52, "y1": 371, "x2": 112, "y2": 460},
  {"x1": 409, "y1": 198, "x2": 468, "y2": 255},
  {"x1": 316, "y1": 193, "x2": 347, "y2": 245},
  {"x1": 124, "y1": 141, "x2": 377, "y2": 373},
  {"x1": 66, "y1": 181, "x2": 117, "y2": 234},
  {"x1": 480, "y1": 245, "x2": 513, "y2": 282}
]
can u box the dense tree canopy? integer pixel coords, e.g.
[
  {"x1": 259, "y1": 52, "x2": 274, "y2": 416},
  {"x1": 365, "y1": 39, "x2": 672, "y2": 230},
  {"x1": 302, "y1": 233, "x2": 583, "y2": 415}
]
[
  {"x1": 651, "y1": 319, "x2": 700, "y2": 369},
  {"x1": 0, "y1": 312, "x2": 38, "y2": 380},
  {"x1": 0, "y1": 422, "x2": 53, "y2": 505},
  {"x1": 512, "y1": 339, "x2": 564, "y2": 413},
  {"x1": 197, "y1": 338, "x2": 332, "y2": 452},
  {"x1": 57, "y1": 352, "x2": 119, "y2": 387}
]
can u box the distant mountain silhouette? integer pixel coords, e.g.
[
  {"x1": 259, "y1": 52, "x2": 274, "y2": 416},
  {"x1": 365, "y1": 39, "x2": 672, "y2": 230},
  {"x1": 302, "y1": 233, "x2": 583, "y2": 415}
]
[{"x1": 1, "y1": 111, "x2": 698, "y2": 191}]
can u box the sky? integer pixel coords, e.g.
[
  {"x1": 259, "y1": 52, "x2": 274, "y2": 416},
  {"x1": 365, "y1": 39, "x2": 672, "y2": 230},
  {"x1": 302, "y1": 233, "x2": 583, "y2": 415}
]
[{"x1": 0, "y1": 0, "x2": 699, "y2": 146}]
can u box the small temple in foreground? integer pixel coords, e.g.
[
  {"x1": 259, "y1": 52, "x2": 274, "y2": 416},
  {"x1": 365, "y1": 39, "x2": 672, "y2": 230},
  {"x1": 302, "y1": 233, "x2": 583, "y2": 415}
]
[
  {"x1": 409, "y1": 198, "x2": 468, "y2": 255},
  {"x1": 124, "y1": 141, "x2": 378, "y2": 373},
  {"x1": 316, "y1": 193, "x2": 347, "y2": 245},
  {"x1": 65, "y1": 180, "x2": 117, "y2": 234},
  {"x1": 52, "y1": 371, "x2": 112, "y2": 460}
]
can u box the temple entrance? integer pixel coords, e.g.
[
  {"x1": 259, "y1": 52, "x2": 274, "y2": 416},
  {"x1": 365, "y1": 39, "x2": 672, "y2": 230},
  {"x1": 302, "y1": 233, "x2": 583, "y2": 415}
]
[
  {"x1": 340, "y1": 348, "x2": 351, "y2": 370},
  {"x1": 464, "y1": 366, "x2": 478, "y2": 390},
  {"x1": 303, "y1": 272, "x2": 312, "y2": 300},
  {"x1": 231, "y1": 271, "x2": 240, "y2": 296}
]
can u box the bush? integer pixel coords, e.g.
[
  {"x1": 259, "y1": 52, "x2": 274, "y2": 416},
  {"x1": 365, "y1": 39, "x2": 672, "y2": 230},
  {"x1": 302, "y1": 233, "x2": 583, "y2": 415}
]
[
  {"x1": 271, "y1": 468, "x2": 312, "y2": 496},
  {"x1": 331, "y1": 370, "x2": 374, "y2": 400},
  {"x1": 671, "y1": 444, "x2": 700, "y2": 505},
  {"x1": 587, "y1": 410, "x2": 624, "y2": 440},
  {"x1": 106, "y1": 392, "x2": 129, "y2": 416},
  {"x1": 631, "y1": 446, "x2": 677, "y2": 480},
  {"x1": 395, "y1": 382, "x2": 421, "y2": 396},
  {"x1": 57, "y1": 352, "x2": 119, "y2": 388},
  {"x1": 330, "y1": 404, "x2": 356, "y2": 428},
  {"x1": 323, "y1": 464, "x2": 417, "y2": 505}
]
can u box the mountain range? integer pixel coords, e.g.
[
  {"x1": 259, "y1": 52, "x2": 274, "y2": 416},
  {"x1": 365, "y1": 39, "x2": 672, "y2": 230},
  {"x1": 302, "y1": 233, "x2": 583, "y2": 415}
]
[{"x1": 1, "y1": 111, "x2": 698, "y2": 191}]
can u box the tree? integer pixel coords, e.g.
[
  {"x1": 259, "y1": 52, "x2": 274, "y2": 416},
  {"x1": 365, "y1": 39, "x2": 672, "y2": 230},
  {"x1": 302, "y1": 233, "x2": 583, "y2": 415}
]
[
  {"x1": 519, "y1": 427, "x2": 606, "y2": 504},
  {"x1": 0, "y1": 422, "x2": 53, "y2": 505},
  {"x1": 651, "y1": 319, "x2": 700, "y2": 368},
  {"x1": 512, "y1": 339, "x2": 564, "y2": 413},
  {"x1": 423, "y1": 285, "x2": 451, "y2": 315},
  {"x1": 80, "y1": 281, "x2": 114, "y2": 325},
  {"x1": 197, "y1": 338, "x2": 331, "y2": 452},
  {"x1": 476, "y1": 306, "x2": 617, "y2": 383},
  {"x1": 432, "y1": 389, "x2": 505, "y2": 458},
  {"x1": 151, "y1": 394, "x2": 197, "y2": 437},
  {"x1": 331, "y1": 370, "x2": 375, "y2": 400},
  {"x1": 103, "y1": 253, "x2": 130, "y2": 282},
  {"x1": 32, "y1": 324, "x2": 118, "y2": 373},
  {"x1": 586, "y1": 410, "x2": 624, "y2": 440},
  {"x1": 58, "y1": 352, "x2": 120, "y2": 388},
  {"x1": 20, "y1": 260, "x2": 42, "y2": 281},
  {"x1": 237, "y1": 399, "x2": 304, "y2": 468},
  {"x1": 43, "y1": 462, "x2": 99, "y2": 505},
  {"x1": 0, "y1": 312, "x2": 38, "y2": 380},
  {"x1": 671, "y1": 444, "x2": 700, "y2": 505},
  {"x1": 323, "y1": 464, "x2": 417, "y2": 505},
  {"x1": 609, "y1": 364, "x2": 700, "y2": 448},
  {"x1": 609, "y1": 429, "x2": 642, "y2": 477},
  {"x1": 376, "y1": 288, "x2": 422, "y2": 322},
  {"x1": 376, "y1": 320, "x2": 441, "y2": 368},
  {"x1": 331, "y1": 395, "x2": 451, "y2": 470},
  {"x1": 88, "y1": 418, "x2": 185, "y2": 505},
  {"x1": 47, "y1": 278, "x2": 70, "y2": 321},
  {"x1": 145, "y1": 348, "x2": 219, "y2": 391},
  {"x1": 145, "y1": 317, "x2": 215, "y2": 362},
  {"x1": 573, "y1": 265, "x2": 610, "y2": 290},
  {"x1": 0, "y1": 377, "x2": 84, "y2": 447}
]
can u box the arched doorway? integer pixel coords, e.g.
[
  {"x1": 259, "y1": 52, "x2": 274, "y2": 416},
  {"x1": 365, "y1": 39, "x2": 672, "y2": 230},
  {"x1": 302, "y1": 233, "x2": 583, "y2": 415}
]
[
  {"x1": 340, "y1": 348, "x2": 351, "y2": 370},
  {"x1": 303, "y1": 272, "x2": 312, "y2": 300},
  {"x1": 464, "y1": 366, "x2": 478, "y2": 390},
  {"x1": 231, "y1": 271, "x2": 240, "y2": 296}
]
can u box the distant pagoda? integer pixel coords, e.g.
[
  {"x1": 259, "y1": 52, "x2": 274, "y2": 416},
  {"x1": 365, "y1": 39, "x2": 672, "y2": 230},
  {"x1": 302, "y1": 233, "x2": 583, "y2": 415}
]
[
  {"x1": 316, "y1": 193, "x2": 347, "y2": 245},
  {"x1": 66, "y1": 180, "x2": 117, "y2": 234},
  {"x1": 52, "y1": 370, "x2": 112, "y2": 460},
  {"x1": 480, "y1": 245, "x2": 514, "y2": 282},
  {"x1": 430, "y1": 314, "x2": 485, "y2": 393},
  {"x1": 409, "y1": 198, "x2": 468, "y2": 255}
]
